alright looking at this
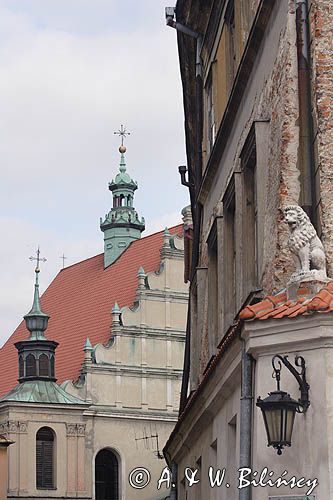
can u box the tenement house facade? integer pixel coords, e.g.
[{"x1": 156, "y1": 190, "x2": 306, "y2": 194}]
[
  {"x1": 165, "y1": 1, "x2": 333, "y2": 499},
  {"x1": 0, "y1": 146, "x2": 189, "y2": 500}
]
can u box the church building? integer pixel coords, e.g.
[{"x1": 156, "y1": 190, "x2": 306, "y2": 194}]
[{"x1": 0, "y1": 142, "x2": 188, "y2": 500}]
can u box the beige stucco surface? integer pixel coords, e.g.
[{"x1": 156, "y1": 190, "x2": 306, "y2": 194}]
[{"x1": 0, "y1": 232, "x2": 188, "y2": 500}]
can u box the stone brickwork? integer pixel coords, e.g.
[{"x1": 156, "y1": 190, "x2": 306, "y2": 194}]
[
  {"x1": 258, "y1": 1, "x2": 301, "y2": 293},
  {"x1": 310, "y1": 0, "x2": 333, "y2": 276}
]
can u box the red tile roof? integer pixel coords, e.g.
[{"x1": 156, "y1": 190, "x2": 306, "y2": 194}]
[
  {"x1": 239, "y1": 281, "x2": 333, "y2": 322},
  {"x1": 0, "y1": 225, "x2": 183, "y2": 397}
]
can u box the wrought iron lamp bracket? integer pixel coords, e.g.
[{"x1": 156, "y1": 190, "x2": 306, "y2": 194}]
[{"x1": 272, "y1": 355, "x2": 310, "y2": 413}]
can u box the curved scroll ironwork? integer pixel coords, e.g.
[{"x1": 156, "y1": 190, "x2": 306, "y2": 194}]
[{"x1": 272, "y1": 354, "x2": 310, "y2": 412}]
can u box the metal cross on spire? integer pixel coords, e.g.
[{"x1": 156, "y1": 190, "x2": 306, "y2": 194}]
[
  {"x1": 29, "y1": 246, "x2": 47, "y2": 273},
  {"x1": 114, "y1": 124, "x2": 130, "y2": 147},
  {"x1": 60, "y1": 253, "x2": 67, "y2": 269}
]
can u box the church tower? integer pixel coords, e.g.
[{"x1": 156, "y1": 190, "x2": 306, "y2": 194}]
[
  {"x1": 15, "y1": 249, "x2": 58, "y2": 383},
  {"x1": 0, "y1": 248, "x2": 85, "y2": 405},
  {"x1": 100, "y1": 127, "x2": 145, "y2": 268}
]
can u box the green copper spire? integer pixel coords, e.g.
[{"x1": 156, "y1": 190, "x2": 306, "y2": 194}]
[
  {"x1": 100, "y1": 130, "x2": 145, "y2": 268},
  {"x1": 24, "y1": 248, "x2": 49, "y2": 341},
  {"x1": 119, "y1": 152, "x2": 126, "y2": 173},
  {"x1": 112, "y1": 302, "x2": 121, "y2": 314},
  {"x1": 84, "y1": 337, "x2": 92, "y2": 351},
  {"x1": 14, "y1": 247, "x2": 58, "y2": 388}
]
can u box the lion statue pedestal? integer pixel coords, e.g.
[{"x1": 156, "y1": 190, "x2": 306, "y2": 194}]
[{"x1": 283, "y1": 205, "x2": 331, "y2": 297}]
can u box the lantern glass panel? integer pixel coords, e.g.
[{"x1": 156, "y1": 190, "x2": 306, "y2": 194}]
[
  {"x1": 263, "y1": 408, "x2": 283, "y2": 444},
  {"x1": 284, "y1": 407, "x2": 296, "y2": 444}
]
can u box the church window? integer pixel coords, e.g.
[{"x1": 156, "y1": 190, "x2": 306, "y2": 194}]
[
  {"x1": 50, "y1": 355, "x2": 55, "y2": 378},
  {"x1": 39, "y1": 354, "x2": 49, "y2": 377},
  {"x1": 19, "y1": 355, "x2": 24, "y2": 378},
  {"x1": 95, "y1": 448, "x2": 119, "y2": 500},
  {"x1": 36, "y1": 427, "x2": 55, "y2": 490},
  {"x1": 26, "y1": 354, "x2": 37, "y2": 377}
]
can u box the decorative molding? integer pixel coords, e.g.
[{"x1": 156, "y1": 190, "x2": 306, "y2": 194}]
[
  {"x1": 0, "y1": 420, "x2": 28, "y2": 434},
  {"x1": 66, "y1": 423, "x2": 77, "y2": 436},
  {"x1": 88, "y1": 363, "x2": 183, "y2": 379},
  {"x1": 136, "y1": 289, "x2": 189, "y2": 301},
  {"x1": 66, "y1": 423, "x2": 86, "y2": 437},
  {"x1": 83, "y1": 407, "x2": 178, "y2": 422},
  {"x1": 77, "y1": 424, "x2": 86, "y2": 437},
  {"x1": 113, "y1": 326, "x2": 186, "y2": 340}
]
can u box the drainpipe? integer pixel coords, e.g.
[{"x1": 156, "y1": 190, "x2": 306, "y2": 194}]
[
  {"x1": 239, "y1": 341, "x2": 254, "y2": 500},
  {"x1": 295, "y1": 0, "x2": 316, "y2": 223}
]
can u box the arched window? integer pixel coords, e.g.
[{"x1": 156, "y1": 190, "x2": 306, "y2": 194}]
[
  {"x1": 26, "y1": 354, "x2": 36, "y2": 377},
  {"x1": 50, "y1": 355, "x2": 55, "y2": 378},
  {"x1": 19, "y1": 355, "x2": 24, "y2": 378},
  {"x1": 36, "y1": 427, "x2": 55, "y2": 489},
  {"x1": 95, "y1": 449, "x2": 119, "y2": 500},
  {"x1": 39, "y1": 354, "x2": 49, "y2": 377}
]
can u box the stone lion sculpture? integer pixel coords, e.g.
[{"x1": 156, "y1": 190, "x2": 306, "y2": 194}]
[{"x1": 283, "y1": 205, "x2": 327, "y2": 281}]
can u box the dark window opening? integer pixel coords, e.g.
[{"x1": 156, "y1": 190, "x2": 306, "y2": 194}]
[
  {"x1": 36, "y1": 427, "x2": 55, "y2": 490},
  {"x1": 50, "y1": 356, "x2": 55, "y2": 378},
  {"x1": 241, "y1": 128, "x2": 258, "y2": 293},
  {"x1": 39, "y1": 354, "x2": 49, "y2": 377},
  {"x1": 19, "y1": 355, "x2": 24, "y2": 378},
  {"x1": 26, "y1": 354, "x2": 37, "y2": 377},
  {"x1": 223, "y1": 181, "x2": 236, "y2": 328},
  {"x1": 206, "y1": 72, "x2": 216, "y2": 155},
  {"x1": 207, "y1": 221, "x2": 219, "y2": 352},
  {"x1": 225, "y1": 0, "x2": 236, "y2": 92},
  {"x1": 95, "y1": 449, "x2": 119, "y2": 500}
]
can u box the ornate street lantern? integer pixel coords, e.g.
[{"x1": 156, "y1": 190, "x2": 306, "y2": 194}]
[{"x1": 256, "y1": 355, "x2": 310, "y2": 455}]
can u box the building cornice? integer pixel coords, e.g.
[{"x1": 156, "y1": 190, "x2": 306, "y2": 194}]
[
  {"x1": 135, "y1": 289, "x2": 188, "y2": 302},
  {"x1": 114, "y1": 327, "x2": 186, "y2": 341},
  {"x1": 83, "y1": 406, "x2": 178, "y2": 422},
  {"x1": 242, "y1": 312, "x2": 333, "y2": 357},
  {"x1": 88, "y1": 364, "x2": 183, "y2": 379}
]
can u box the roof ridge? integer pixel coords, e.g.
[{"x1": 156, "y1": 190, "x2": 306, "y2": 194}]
[
  {"x1": 59, "y1": 223, "x2": 183, "y2": 273},
  {"x1": 0, "y1": 220, "x2": 184, "y2": 397}
]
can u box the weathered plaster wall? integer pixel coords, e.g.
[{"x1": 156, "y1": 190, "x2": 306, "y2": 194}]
[
  {"x1": 258, "y1": 0, "x2": 300, "y2": 293},
  {"x1": 196, "y1": 1, "x2": 301, "y2": 373}
]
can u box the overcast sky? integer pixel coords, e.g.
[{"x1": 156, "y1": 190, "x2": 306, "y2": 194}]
[{"x1": 0, "y1": 0, "x2": 188, "y2": 346}]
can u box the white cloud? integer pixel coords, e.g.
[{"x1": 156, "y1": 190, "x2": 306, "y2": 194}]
[{"x1": 0, "y1": 1, "x2": 189, "y2": 345}]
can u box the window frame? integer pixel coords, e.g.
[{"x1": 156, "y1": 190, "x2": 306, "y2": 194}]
[
  {"x1": 36, "y1": 427, "x2": 56, "y2": 490},
  {"x1": 222, "y1": 179, "x2": 236, "y2": 330}
]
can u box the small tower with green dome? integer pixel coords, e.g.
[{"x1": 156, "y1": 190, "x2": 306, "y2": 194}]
[{"x1": 100, "y1": 127, "x2": 145, "y2": 268}]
